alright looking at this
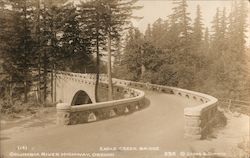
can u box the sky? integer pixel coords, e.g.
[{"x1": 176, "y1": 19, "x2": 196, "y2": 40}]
[{"x1": 131, "y1": 0, "x2": 250, "y2": 47}]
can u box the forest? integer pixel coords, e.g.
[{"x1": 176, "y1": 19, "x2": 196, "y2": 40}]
[
  {"x1": 114, "y1": 0, "x2": 250, "y2": 101},
  {"x1": 0, "y1": 0, "x2": 140, "y2": 109},
  {"x1": 0, "y1": 0, "x2": 249, "y2": 114}
]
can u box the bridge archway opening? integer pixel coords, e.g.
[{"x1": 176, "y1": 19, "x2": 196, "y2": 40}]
[{"x1": 71, "y1": 90, "x2": 92, "y2": 106}]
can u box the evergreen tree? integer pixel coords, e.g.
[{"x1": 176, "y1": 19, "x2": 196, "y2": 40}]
[
  {"x1": 37, "y1": 0, "x2": 90, "y2": 102},
  {"x1": 78, "y1": 0, "x2": 108, "y2": 102},
  {"x1": 0, "y1": 0, "x2": 95, "y2": 103},
  {"x1": 39, "y1": 0, "x2": 61, "y2": 102},
  {"x1": 58, "y1": 3, "x2": 91, "y2": 71},
  {"x1": 144, "y1": 24, "x2": 152, "y2": 42},
  {"x1": 172, "y1": 0, "x2": 192, "y2": 42},
  {"x1": 158, "y1": 19, "x2": 169, "y2": 49},
  {"x1": 192, "y1": 5, "x2": 204, "y2": 51},
  {"x1": 165, "y1": 14, "x2": 181, "y2": 52},
  {"x1": 171, "y1": 0, "x2": 195, "y2": 88},
  {"x1": 225, "y1": 0, "x2": 249, "y2": 99},
  {"x1": 1, "y1": 0, "x2": 36, "y2": 102},
  {"x1": 203, "y1": 27, "x2": 210, "y2": 55},
  {"x1": 1, "y1": 2, "x2": 14, "y2": 102},
  {"x1": 190, "y1": 5, "x2": 206, "y2": 88},
  {"x1": 151, "y1": 18, "x2": 164, "y2": 47},
  {"x1": 101, "y1": 0, "x2": 142, "y2": 100},
  {"x1": 79, "y1": 0, "x2": 141, "y2": 100},
  {"x1": 210, "y1": 8, "x2": 221, "y2": 59},
  {"x1": 209, "y1": 0, "x2": 249, "y2": 99},
  {"x1": 120, "y1": 28, "x2": 144, "y2": 81},
  {"x1": 220, "y1": 8, "x2": 227, "y2": 40}
]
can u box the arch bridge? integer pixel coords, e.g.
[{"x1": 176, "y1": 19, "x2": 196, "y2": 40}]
[{"x1": 55, "y1": 71, "x2": 219, "y2": 140}]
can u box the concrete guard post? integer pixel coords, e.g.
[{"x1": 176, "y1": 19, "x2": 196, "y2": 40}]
[
  {"x1": 184, "y1": 109, "x2": 203, "y2": 139},
  {"x1": 184, "y1": 102, "x2": 218, "y2": 139},
  {"x1": 56, "y1": 103, "x2": 71, "y2": 125}
]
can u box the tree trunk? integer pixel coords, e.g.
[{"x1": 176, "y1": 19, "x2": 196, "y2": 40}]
[
  {"x1": 24, "y1": 75, "x2": 28, "y2": 103},
  {"x1": 107, "y1": 31, "x2": 113, "y2": 101},
  {"x1": 54, "y1": 64, "x2": 56, "y2": 102},
  {"x1": 42, "y1": 0, "x2": 48, "y2": 103},
  {"x1": 94, "y1": 14, "x2": 100, "y2": 103},
  {"x1": 51, "y1": 66, "x2": 53, "y2": 102},
  {"x1": 38, "y1": 52, "x2": 41, "y2": 103},
  {"x1": 36, "y1": 0, "x2": 41, "y2": 103},
  {"x1": 140, "y1": 48, "x2": 145, "y2": 80},
  {"x1": 95, "y1": 32, "x2": 100, "y2": 102},
  {"x1": 8, "y1": 75, "x2": 13, "y2": 104},
  {"x1": 23, "y1": 0, "x2": 28, "y2": 103},
  {"x1": 43, "y1": 51, "x2": 47, "y2": 103}
]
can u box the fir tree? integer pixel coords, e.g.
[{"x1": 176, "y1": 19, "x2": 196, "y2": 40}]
[
  {"x1": 121, "y1": 28, "x2": 144, "y2": 81},
  {"x1": 144, "y1": 24, "x2": 152, "y2": 42},
  {"x1": 151, "y1": 18, "x2": 164, "y2": 47},
  {"x1": 1, "y1": 0, "x2": 36, "y2": 102},
  {"x1": 79, "y1": 0, "x2": 142, "y2": 100},
  {"x1": 172, "y1": 0, "x2": 192, "y2": 42},
  {"x1": 192, "y1": 5, "x2": 204, "y2": 50},
  {"x1": 210, "y1": 8, "x2": 221, "y2": 59},
  {"x1": 78, "y1": 0, "x2": 108, "y2": 102},
  {"x1": 203, "y1": 27, "x2": 210, "y2": 55}
]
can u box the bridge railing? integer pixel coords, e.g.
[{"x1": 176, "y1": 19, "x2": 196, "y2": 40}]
[
  {"x1": 56, "y1": 71, "x2": 218, "y2": 139},
  {"x1": 110, "y1": 79, "x2": 218, "y2": 139},
  {"x1": 97, "y1": 76, "x2": 218, "y2": 139},
  {"x1": 56, "y1": 71, "x2": 146, "y2": 126}
]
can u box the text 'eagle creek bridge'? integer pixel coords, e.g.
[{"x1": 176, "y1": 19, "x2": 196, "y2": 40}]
[{"x1": 55, "y1": 71, "x2": 219, "y2": 140}]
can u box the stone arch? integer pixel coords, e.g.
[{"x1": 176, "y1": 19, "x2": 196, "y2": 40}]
[{"x1": 71, "y1": 90, "x2": 92, "y2": 106}]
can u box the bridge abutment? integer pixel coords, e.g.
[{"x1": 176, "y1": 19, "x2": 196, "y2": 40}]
[
  {"x1": 57, "y1": 103, "x2": 71, "y2": 125},
  {"x1": 184, "y1": 103, "x2": 219, "y2": 139}
]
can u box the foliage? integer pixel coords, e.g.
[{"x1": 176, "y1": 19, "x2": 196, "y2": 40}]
[
  {"x1": 0, "y1": 0, "x2": 106, "y2": 103},
  {"x1": 0, "y1": 0, "x2": 249, "y2": 108},
  {"x1": 114, "y1": 0, "x2": 250, "y2": 100},
  {"x1": 0, "y1": 0, "x2": 141, "y2": 106}
]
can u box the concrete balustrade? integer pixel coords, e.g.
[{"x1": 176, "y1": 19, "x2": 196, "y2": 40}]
[
  {"x1": 56, "y1": 71, "x2": 218, "y2": 140},
  {"x1": 57, "y1": 97, "x2": 145, "y2": 125},
  {"x1": 110, "y1": 78, "x2": 218, "y2": 139},
  {"x1": 56, "y1": 72, "x2": 145, "y2": 125}
]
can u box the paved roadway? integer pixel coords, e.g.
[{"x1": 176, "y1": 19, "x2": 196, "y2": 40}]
[{"x1": 1, "y1": 91, "x2": 200, "y2": 158}]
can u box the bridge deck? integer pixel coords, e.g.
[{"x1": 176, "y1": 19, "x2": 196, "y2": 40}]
[{"x1": 1, "y1": 92, "x2": 201, "y2": 157}]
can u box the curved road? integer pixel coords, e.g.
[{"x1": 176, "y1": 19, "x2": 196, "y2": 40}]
[{"x1": 1, "y1": 91, "x2": 201, "y2": 158}]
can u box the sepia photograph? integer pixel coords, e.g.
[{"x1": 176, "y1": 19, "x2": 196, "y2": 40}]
[{"x1": 0, "y1": 0, "x2": 249, "y2": 157}]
